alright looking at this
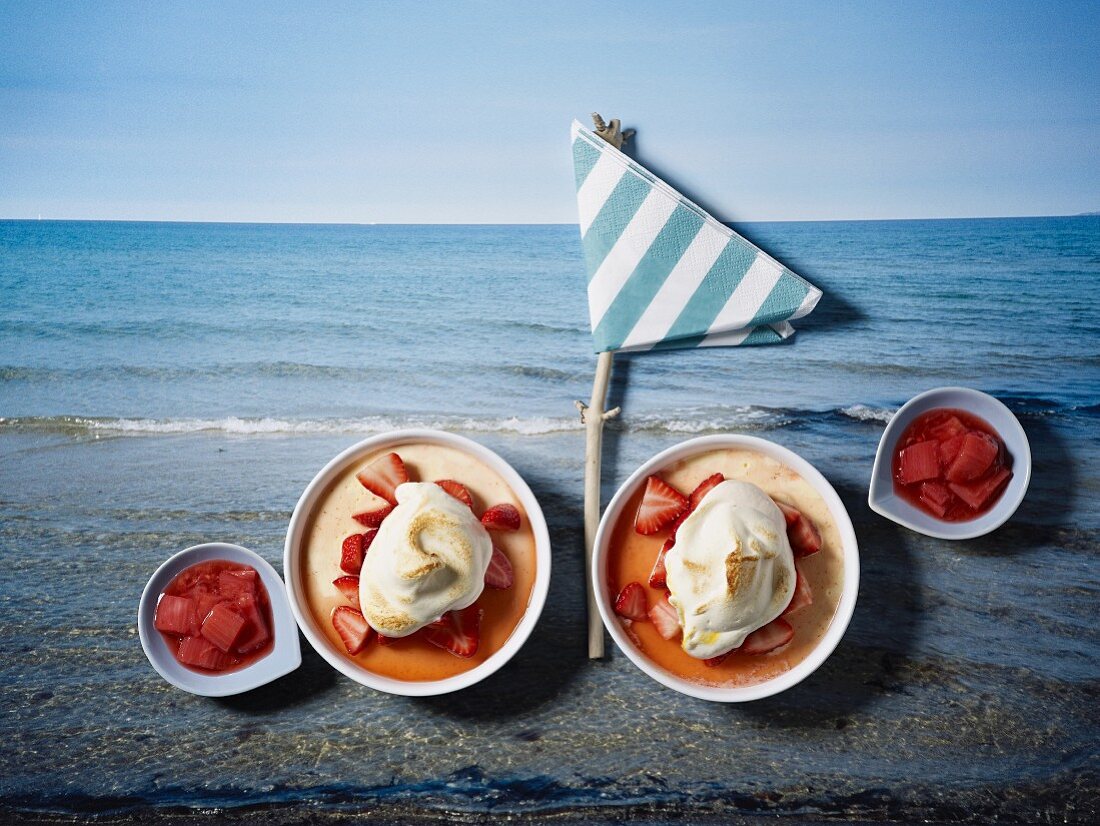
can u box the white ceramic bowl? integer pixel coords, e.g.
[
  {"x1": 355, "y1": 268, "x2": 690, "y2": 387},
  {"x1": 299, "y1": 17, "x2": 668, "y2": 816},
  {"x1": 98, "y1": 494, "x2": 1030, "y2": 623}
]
[
  {"x1": 284, "y1": 429, "x2": 552, "y2": 696},
  {"x1": 593, "y1": 434, "x2": 860, "y2": 702},
  {"x1": 868, "y1": 387, "x2": 1031, "y2": 540},
  {"x1": 138, "y1": 542, "x2": 302, "y2": 697}
]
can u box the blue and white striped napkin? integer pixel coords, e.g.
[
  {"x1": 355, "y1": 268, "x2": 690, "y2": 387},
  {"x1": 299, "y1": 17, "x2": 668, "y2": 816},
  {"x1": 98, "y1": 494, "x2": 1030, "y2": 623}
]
[{"x1": 572, "y1": 120, "x2": 821, "y2": 353}]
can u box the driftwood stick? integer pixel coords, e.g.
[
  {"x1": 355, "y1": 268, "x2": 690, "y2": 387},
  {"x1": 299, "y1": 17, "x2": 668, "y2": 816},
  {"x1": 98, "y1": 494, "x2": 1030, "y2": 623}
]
[{"x1": 578, "y1": 349, "x2": 618, "y2": 658}]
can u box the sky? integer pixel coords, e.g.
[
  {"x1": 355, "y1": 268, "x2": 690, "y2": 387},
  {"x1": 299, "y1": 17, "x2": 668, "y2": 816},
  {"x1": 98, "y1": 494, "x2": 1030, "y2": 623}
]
[{"x1": 0, "y1": 1, "x2": 1097, "y2": 223}]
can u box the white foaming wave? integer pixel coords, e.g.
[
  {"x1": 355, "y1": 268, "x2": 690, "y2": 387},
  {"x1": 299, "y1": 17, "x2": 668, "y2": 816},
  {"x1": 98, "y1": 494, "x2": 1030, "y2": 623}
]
[{"x1": 839, "y1": 404, "x2": 895, "y2": 423}]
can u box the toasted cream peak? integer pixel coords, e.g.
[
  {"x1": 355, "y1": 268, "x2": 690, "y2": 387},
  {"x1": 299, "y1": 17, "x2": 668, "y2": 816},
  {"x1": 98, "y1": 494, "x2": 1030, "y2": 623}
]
[
  {"x1": 665, "y1": 480, "x2": 795, "y2": 659},
  {"x1": 359, "y1": 481, "x2": 492, "y2": 637}
]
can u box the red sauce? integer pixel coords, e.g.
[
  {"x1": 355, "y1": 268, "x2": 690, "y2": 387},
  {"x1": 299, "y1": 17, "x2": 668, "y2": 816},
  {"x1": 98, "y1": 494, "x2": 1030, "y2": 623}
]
[
  {"x1": 154, "y1": 560, "x2": 274, "y2": 673},
  {"x1": 892, "y1": 407, "x2": 1013, "y2": 522}
]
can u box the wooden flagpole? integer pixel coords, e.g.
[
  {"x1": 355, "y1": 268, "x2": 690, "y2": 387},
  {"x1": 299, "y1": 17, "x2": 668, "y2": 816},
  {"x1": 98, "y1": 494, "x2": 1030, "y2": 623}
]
[{"x1": 577, "y1": 113, "x2": 633, "y2": 659}]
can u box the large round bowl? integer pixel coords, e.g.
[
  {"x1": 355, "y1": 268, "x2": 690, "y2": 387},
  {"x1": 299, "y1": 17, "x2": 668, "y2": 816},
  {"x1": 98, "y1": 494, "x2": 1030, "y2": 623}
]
[
  {"x1": 593, "y1": 434, "x2": 860, "y2": 702},
  {"x1": 284, "y1": 429, "x2": 551, "y2": 696}
]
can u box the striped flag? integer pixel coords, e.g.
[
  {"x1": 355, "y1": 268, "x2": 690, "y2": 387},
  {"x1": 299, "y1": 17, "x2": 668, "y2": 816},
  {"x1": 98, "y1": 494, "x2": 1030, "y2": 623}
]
[{"x1": 572, "y1": 120, "x2": 821, "y2": 353}]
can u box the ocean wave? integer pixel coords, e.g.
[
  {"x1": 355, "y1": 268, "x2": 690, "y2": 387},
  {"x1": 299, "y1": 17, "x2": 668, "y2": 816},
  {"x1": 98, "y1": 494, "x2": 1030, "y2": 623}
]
[{"x1": 838, "y1": 404, "x2": 896, "y2": 423}]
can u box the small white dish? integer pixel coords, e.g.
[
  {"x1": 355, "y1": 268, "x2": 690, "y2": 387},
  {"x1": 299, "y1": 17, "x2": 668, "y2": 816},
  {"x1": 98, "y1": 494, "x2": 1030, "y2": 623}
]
[
  {"x1": 592, "y1": 434, "x2": 860, "y2": 703},
  {"x1": 138, "y1": 542, "x2": 301, "y2": 697},
  {"x1": 868, "y1": 387, "x2": 1031, "y2": 540},
  {"x1": 284, "y1": 429, "x2": 552, "y2": 696}
]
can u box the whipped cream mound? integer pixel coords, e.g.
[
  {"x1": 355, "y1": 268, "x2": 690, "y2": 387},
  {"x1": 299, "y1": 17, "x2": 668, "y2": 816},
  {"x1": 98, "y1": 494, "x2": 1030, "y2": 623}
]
[
  {"x1": 665, "y1": 480, "x2": 795, "y2": 660},
  {"x1": 359, "y1": 482, "x2": 492, "y2": 637}
]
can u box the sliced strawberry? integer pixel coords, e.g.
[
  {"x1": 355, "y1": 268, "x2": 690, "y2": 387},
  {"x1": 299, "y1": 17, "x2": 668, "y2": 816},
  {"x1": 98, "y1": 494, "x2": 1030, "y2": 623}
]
[
  {"x1": 704, "y1": 652, "x2": 731, "y2": 668},
  {"x1": 613, "y1": 581, "x2": 648, "y2": 621},
  {"x1": 484, "y1": 544, "x2": 514, "y2": 589},
  {"x1": 340, "y1": 531, "x2": 375, "y2": 574},
  {"x1": 177, "y1": 636, "x2": 231, "y2": 671},
  {"x1": 422, "y1": 604, "x2": 481, "y2": 658},
  {"x1": 634, "y1": 475, "x2": 688, "y2": 535},
  {"x1": 774, "y1": 500, "x2": 801, "y2": 527},
  {"x1": 945, "y1": 432, "x2": 999, "y2": 483},
  {"x1": 352, "y1": 504, "x2": 393, "y2": 528},
  {"x1": 789, "y1": 515, "x2": 822, "y2": 557},
  {"x1": 740, "y1": 618, "x2": 794, "y2": 655},
  {"x1": 331, "y1": 606, "x2": 373, "y2": 654},
  {"x1": 332, "y1": 575, "x2": 361, "y2": 609},
  {"x1": 648, "y1": 536, "x2": 673, "y2": 589},
  {"x1": 919, "y1": 481, "x2": 954, "y2": 518},
  {"x1": 436, "y1": 479, "x2": 474, "y2": 509},
  {"x1": 688, "y1": 473, "x2": 725, "y2": 509},
  {"x1": 216, "y1": 569, "x2": 257, "y2": 600},
  {"x1": 376, "y1": 633, "x2": 397, "y2": 646},
  {"x1": 949, "y1": 467, "x2": 1012, "y2": 510},
  {"x1": 781, "y1": 564, "x2": 813, "y2": 617},
  {"x1": 897, "y1": 440, "x2": 941, "y2": 485},
  {"x1": 234, "y1": 592, "x2": 270, "y2": 653},
  {"x1": 356, "y1": 452, "x2": 408, "y2": 504},
  {"x1": 648, "y1": 595, "x2": 681, "y2": 640},
  {"x1": 154, "y1": 594, "x2": 194, "y2": 636},
  {"x1": 200, "y1": 603, "x2": 246, "y2": 652},
  {"x1": 480, "y1": 503, "x2": 521, "y2": 531}
]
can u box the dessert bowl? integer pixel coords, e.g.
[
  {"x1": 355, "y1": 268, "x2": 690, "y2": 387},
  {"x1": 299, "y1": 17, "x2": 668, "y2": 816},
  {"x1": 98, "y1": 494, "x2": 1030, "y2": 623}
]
[
  {"x1": 138, "y1": 542, "x2": 302, "y2": 697},
  {"x1": 868, "y1": 387, "x2": 1031, "y2": 540},
  {"x1": 593, "y1": 434, "x2": 859, "y2": 702},
  {"x1": 284, "y1": 429, "x2": 551, "y2": 696}
]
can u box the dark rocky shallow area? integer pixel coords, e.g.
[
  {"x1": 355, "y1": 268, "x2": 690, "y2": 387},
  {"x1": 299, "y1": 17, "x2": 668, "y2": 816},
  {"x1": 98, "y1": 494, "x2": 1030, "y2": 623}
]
[{"x1": 1, "y1": 401, "x2": 1096, "y2": 825}]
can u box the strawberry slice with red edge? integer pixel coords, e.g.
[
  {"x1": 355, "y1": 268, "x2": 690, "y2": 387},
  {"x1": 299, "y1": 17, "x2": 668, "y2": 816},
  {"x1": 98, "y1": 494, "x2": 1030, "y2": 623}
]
[
  {"x1": 356, "y1": 452, "x2": 408, "y2": 505},
  {"x1": 774, "y1": 501, "x2": 800, "y2": 527},
  {"x1": 340, "y1": 531, "x2": 376, "y2": 574},
  {"x1": 422, "y1": 604, "x2": 482, "y2": 658},
  {"x1": 781, "y1": 563, "x2": 813, "y2": 617},
  {"x1": 613, "y1": 581, "x2": 648, "y2": 621},
  {"x1": 376, "y1": 633, "x2": 398, "y2": 646},
  {"x1": 331, "y1": 606, "x2": 373, "y2": 654},
  {"x1": 648, "y1": 536, "x2": 674, "y2": 589},
  {"x1": 352, "y1": 505, "x2": 393, "y2": 528},
  {"x1": 648, "y1": 594, "x2": 681, "y2": 640},
  {"x1": 740, "y1": 618, "x2": 794, "y2": 655},
  {"x1": 634, "y1": 475, "x2": 688, "y2": 535},
  {"x1": 688, "y1": 473, "x2": 725, "y2": 509},
  {"x1": 484, "y1": 544, "x2": 514, "y2": 589},
  {"x1": 704, "y1": 652, "x2": 731, "y2": 668},
  {"x1": 480, "y1": 503, "x2": 521, "y2": 531},
  {"x1": 436, "y1": 479, "x2": 474, "y2": 509},
  {"x1": 774, "y1": 500, "x2": 822, "y2": 557},
  {"x1": 332, "y1": 575, "x2": 360, "y2": 609}
]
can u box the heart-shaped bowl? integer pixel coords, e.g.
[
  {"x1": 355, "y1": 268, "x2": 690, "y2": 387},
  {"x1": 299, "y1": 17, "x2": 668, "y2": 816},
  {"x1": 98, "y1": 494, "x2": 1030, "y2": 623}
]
[
  {"x1": 284, "y1": 429, "x2": 552, "y2": 696},
  {"x1": 868, "y1": 387, "x2": 1031, "y2": 540},
  {"x1": 593, "y1": 434, "x2": 860, "y2": 702},
  {"x1": 138, "y1": 542, "x2": 301, "y2": 697}
]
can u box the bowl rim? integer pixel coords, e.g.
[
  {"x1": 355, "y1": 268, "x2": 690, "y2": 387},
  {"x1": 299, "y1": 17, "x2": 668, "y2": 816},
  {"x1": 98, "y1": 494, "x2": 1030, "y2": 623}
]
[
  {"x1": 867, "y1": 386, "x2": 1032, "y2": 540},
  {"x1": 283, "y1": 428, "x2": 552, "y2": 696},
  {"x1": 137, "y1": 541, "x2": 302, "y2": 697},
  {"x1": 592, "y1": 433, "x2": 860, "y2": 702}
]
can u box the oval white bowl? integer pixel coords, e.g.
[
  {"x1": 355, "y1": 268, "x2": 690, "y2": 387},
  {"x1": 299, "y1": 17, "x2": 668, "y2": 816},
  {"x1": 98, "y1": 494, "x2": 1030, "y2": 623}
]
[
  {"x1": 593, "y1": 434, "x2": 860, "y2": 702},
  {"x1": 284, "y1": 429, "x2": 552, "y2": 696},
  {"x1": 868, "y1": 387, "x2": 1031, "y2": 540},
  {"x1": 138, "y1": 542, "x2": 302, "y2": 697}
]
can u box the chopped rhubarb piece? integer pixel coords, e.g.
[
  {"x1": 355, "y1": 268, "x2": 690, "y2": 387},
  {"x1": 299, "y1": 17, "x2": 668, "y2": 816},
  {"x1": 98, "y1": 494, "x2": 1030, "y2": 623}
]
[
  {"x1": 613, "y1": 582, "x2": 648, "y2": 621},
  {"x1": 634, "y1": 475, "x2": 688, "y2": 535},
  {"x1": 774, "y1": 500, "x2": 801, "y2": 527},
  {"x1": 740, "y1": 618, "x2": 794, "y2": 655},
  {"x1": 331, "y1": 606, "x2": 373, "y2": 654},
  {"x1": 200, "y1": 603, "x2": 247, "y2": 652},
  {"x1": 919, "y1": 481, "x2": 954, "y2": 518},
  {"x1": 949, "y1": 467, "x2": 1012, "y2": 510},
  {"x1": 648, "y1": 536, "x2": 673, "y2": 589},
  {"x1": 480, "y1": 503, "x2": 521, "y2": 531},
  {"x1": 945, "y1": 432, "x2": 999, "y2": 483},
  {"x1": 355, "y1": 452, "x2": 408, "y2": 505},
  {"x1": 938, "y1": 433, "x2": 966, "y2": 468},
  {"x1": 193, "y1": 592, "x2": 228, "y2": 631},
  {"x1": 484, "y1": 544, "x2": 514, "y2": 589},
  {"x1": 688, "y1": 473, "x2": 725, "y2": 509},
  {"x1": 177, "y1": 636, "x2": 231, "y2": 671},
  {"x1": 154, "y1": 594, "x2": 194, "y2": 636},
  {"x1": 216, "y1": 569, "x2": 256, "y2": 600},
  {"x1": 422, "y1": 604, "x2": 481, "y2": 658},
  {"x1": 340, "y1": 531, "x2": 375, "y2": 574},
  {"x1": 648, "y1": 595, "x2": 681, "y2": 640},
  {"x1": 928, "y1": 414, "x2": 968, "y2": 441},
  {"x1": 897, "y1": 440, "x2": 941, "y2": 484},
  {"x1": 234, "y1": 592, "x2": 270, "y2": 653},
  {"x1": 436, "y1": 479, "x2": 474, "y2": 509},
  {"x1": 781, "y1": 564, "x2": 813, "y2": 617},
  {"x1": 352, "y1": 505, "x2": 393, "y2": 528},
  {"x1": 788, "y1": 512, "x2": 822, "y2": 558},
  {"x1": 332, "y1": 575, "x2": 360, "y2": 609}
]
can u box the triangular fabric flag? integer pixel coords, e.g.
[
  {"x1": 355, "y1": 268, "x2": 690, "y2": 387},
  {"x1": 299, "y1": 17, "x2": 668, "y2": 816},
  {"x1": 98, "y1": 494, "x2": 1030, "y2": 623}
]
[{"x1": 572, "y1": 120, "x2": 822, "y2": 353}]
